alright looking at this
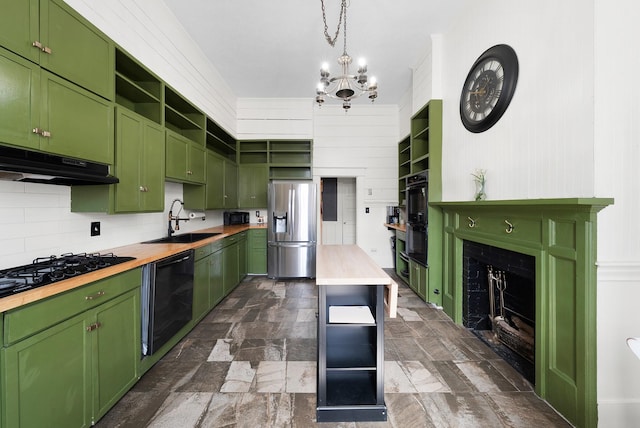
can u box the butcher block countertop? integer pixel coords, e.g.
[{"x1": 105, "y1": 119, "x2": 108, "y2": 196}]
[
  {"x1": 0, "y1": 224, "x2": 266, "y2": 313},
  {"x1": 316, "y1": 245, "x2": 397, "y2": 317},
  {"x1": 316, "y1": 245, "x2": 392, "y2": 286}
]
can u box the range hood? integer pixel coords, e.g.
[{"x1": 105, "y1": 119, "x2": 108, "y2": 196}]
[{"x1": 0, "y1": 145, "x2": 119, "y2": 186}]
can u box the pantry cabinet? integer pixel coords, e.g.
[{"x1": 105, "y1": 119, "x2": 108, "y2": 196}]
[
  {"x1": 0, "y1": 0, "x2": 114, "y2": 99},
  {"x1": 1, "y1": 269, "x2": 140, "y2": 427}
]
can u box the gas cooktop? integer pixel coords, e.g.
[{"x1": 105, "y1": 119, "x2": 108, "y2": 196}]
[{"x1": 0, "y1": 253, "x2": 136, "y2": 299}]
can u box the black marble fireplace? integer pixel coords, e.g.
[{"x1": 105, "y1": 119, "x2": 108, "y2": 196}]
[{"x1": 462, "y1": 240, "x2": 536, "y2": 383}]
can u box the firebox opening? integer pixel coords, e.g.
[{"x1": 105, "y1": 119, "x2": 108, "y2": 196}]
[{"x1": 463, "y1": 240, "x2": 536, "y2": 384}]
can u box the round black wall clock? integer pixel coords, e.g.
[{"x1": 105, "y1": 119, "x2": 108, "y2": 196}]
[{"x1": 460, "y1": 44, "x2": 519, "y2": 133}]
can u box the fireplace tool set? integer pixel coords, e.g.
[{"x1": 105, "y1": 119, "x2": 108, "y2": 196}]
[{"x1": 487, "y1": 266, "x2": 535, "y2": 362}]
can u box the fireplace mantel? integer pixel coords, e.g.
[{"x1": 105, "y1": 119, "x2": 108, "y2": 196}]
[{"x1": 431, "y1": 198, "x2": 613, "y2": 428}]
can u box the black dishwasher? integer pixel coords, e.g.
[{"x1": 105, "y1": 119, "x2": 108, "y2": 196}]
[{"x1": 141, "y1": 250, "x2": 194, "y2": 356}]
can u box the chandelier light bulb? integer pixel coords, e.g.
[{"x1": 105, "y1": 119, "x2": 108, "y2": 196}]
[
  {"x1": 321, "y1": 62, "x2": 329, "y2": 72},
  {"x1": 368, "y1": 76, "x2": 378, "y2": 90}
]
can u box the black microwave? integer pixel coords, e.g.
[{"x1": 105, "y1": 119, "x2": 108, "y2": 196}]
[{"x1": 224, "y1": 211, "x2": 250, "y2": 225}]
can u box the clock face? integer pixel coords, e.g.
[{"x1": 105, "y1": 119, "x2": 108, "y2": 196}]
[{"x1": 460, "y1": 44, "x2": 518, "y2": 133}]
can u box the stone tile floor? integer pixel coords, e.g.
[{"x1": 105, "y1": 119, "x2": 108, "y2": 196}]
[{"x1": 95, "y1": 272, "x2": 572, "y2": 427}]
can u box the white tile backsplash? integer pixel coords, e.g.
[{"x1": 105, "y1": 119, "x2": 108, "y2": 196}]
[{"x1": 0, "y1": 181, "x2": 225, "y2": 269}]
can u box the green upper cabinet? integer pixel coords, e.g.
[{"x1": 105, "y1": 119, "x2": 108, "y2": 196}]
[
  {"x1": 0, "y1": 0, "x2": 39, "y2": 63},
  {"x1": 41, "y1": 70, "x2": 113, "y2": 164},
  {"x1": 114, "y1": 108, "x2": 165, "y2": 212},
  {"x1": 238, "y1": 164, "x2": 269, "y2": 208},
  {"x1": 184, "y1": 150, "x2": 238, "y2": 210},
  {"x1": 0, "y1": 47, "x2": 40, "y2": 151},
  {"x1": 165, "y1": 129, "x2": 206, "y2": 184},
  {"x1": 0, "y1": 0, "x2": 114, "y2": 100},
  {"x1": 224, "y1": 159, "x2": 238, "y2": 209},
  {"x1": 0, "y1": 47, "x2": 114, "y2": 164}
]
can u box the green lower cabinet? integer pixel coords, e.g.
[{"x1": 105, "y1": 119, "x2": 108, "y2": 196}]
[
  {"x1": 222, "y1": 237, "x2": 239, "y2": 296},
  {"x1": 1, "y1": 270, "x2": 140, "y2": 427},
  {"x1": 395, "y1": 231, "x2": 408, "y2": 282},
  {"x1": 238, "y1": 232, "x2": 247, "y2": 280},
  {"x1": 2, "y1": 288, "x2": 139, "y2": 427},
  {"x1": 93, "y1": 290, "x2": 140, "y2": 421},
  {"x1": 210, "y1": 248, "x2": 224, "y2": 307},
  {"x1": 248, "y1": 228, "x2": 267, "y2": 274},
  {"x1": 409, "y1": 260, "x2": 427, "y2": 300},
  {"x1": 193, "y1": 254, "x2": 211, "y2": 322}
]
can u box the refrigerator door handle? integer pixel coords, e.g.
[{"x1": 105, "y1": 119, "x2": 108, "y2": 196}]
[{"x1": 289, "y1": 187, "x2": 295, "y2": 236}]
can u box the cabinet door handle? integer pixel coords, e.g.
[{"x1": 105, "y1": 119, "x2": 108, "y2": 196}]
[
  {"x1": 32, "y1": 41, "x2": 51, "y2": 54},
  {"x1": 467, "y1": 217, "x2": 476, "y2": 228},
  {"x1": 187, "y1": 170, "x2": 192, "y2": 175},
  {"x1": 86, "y1": 322, "x2": 101, "y2": 332},
  {"x1": 32, "y1": 128, "x2": 51, "y2": 138},
  {"x1": 85, "y1": 290, "x2": 106, "y2": 300}
]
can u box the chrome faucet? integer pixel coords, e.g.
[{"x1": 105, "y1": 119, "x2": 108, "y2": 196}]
[{"x1": 168, "y1": 198, "x2": 190, "y2": 237}]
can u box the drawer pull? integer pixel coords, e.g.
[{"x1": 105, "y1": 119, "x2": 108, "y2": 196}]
[
  {"x1": 85, "y1": 290, "x2": 106, "y2": 300},
  {"x1": 467, "y1": 217, "x2": 476, "y2": 228},
  {"x1": 505, "y1": 220, "x2": 514, "y2": 234},
  {"x1": 86, "y1": 322, "x2": 101, "y2": 332}
]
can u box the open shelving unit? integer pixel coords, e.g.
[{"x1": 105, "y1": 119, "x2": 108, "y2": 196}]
[
  {"x1": 164, "y1": 86, "x2": 205, "y2": 145},
  {"x1": 237, "y1": 139, "x2": 313, "y2": 179},
  {"x1": 114, "y1": 48, "x2": 162, "y2": 124},
  {"x1": 206, "y1": 118, "x2": 236, "y2": 162},
  {"x1": 317, "y1": 284, "x2": 386, "y2": 422}
]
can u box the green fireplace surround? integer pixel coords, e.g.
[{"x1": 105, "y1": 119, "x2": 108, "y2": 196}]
[{"x1": 431, "y1": 198, "x2": 613, "y2": 428}]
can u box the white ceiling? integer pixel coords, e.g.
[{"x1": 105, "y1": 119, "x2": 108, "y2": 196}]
[{"x1": 161, "y1": 0, "x2": 466, "y2": 105}]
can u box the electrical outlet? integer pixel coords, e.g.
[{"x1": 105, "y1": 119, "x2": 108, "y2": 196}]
[
  {"x1": 256, "y1": 210, "x2": 260, "y2": 217},
  {"x1": 91, "y1": 221, "x2": 101, "y2": 236},
  {"x1": 365, "y1": 207, "x2": 370, "y2": 213}
]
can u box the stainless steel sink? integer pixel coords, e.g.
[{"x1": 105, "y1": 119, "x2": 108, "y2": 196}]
[{"x1": 142, "y1": 232, "x2": 221, "y2": 244}]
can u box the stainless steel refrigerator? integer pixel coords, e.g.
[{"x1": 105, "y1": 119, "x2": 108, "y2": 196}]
[{"x1": 267, "y1": 180, "x2": 317, "y2": 279}]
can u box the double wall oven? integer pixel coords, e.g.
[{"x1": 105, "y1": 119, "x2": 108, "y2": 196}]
[{"x1": 406, "y1": 172, "x2": 428, "y2": 266}]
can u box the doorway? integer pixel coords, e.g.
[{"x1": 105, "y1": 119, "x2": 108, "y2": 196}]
[{"x1": 320, "y1": 177, "x2": 356, "y2": 245}]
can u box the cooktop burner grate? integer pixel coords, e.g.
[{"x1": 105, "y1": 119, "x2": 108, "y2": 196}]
[{"x1": 0, "y1": 253, "x2": 136, "y2": 298}]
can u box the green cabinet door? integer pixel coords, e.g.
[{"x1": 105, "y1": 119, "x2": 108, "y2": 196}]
[
  {"x1": 166, "y1": 130, "x2": 205, "y2": 184},
  {"x1": 205, "y1": 151, "x2": 225, "y2": 208},
  {"x1": 0, "y1": 47, "x2": 39, "y2": 150},
  {"x1": 238, "y1": 164, "x2": 269, "y2": 208},
  {"x1": 409, "y1": 260, "x2": 427, "y2": 300},
  {"x1": 238, "y1": 232, "x2": 248, "y2": 280},
  {"x1": 0, "y1": 0, "x2": 39, "y2": 63},
  {"x1": 114, "y1": 107, "x2": 164, "y2": 212},
  {"x1": 93, "y1": 289, "x2": 140, "y2": 421},
  {"x1": 224, "y1": 160, "x2": 238, "y2": 209},
  {"x1": 248, "y1": 228, "x2": 267, "y2": 274},
  {"x1": 193, "y1": 255, "x2": 211, "y2": 321},
  {"x1": 210, "y1": 248, "x2": 224, "y2": 306},
  {"x1": 222, "y1": 237, "x2": 239, "y2": 296},
  {"x1": 2, "y1": 312, "x2": 92, "y2": 428},
  {"x1": 0, "y1": 0, "x2": 113, "y2": 99},
  {"x1": 188, "y1": 142, "x2": 206, "y2": 184},
  {"x1": 41, "y1": 69, "x2": 113, "y2": 164},
  {"x1": 40, "y1": 0, "x2": 114, "y2": 99}
]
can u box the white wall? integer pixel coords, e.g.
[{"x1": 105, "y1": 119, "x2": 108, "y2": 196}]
[
  {"x1": 409, "y1": 0, "x2": 639, "y2": 426},
  {"x1": 593, "y1": 0, "x2": 640, "y2": 425}
]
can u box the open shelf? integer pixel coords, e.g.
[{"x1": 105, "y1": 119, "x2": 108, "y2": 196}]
[
  {"x1": 206, "y1": 118, "x2": 236, "y2": 161},
  {"x1": 114, "y1": 48, "x2": 162, "y2": 124}
]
